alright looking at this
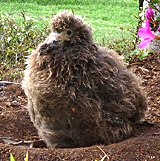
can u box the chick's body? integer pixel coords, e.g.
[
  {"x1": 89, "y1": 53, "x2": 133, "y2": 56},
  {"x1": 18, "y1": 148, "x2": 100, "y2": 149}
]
[{"x1": 22, "y1": 12, "x2": 147, "y2": 148}]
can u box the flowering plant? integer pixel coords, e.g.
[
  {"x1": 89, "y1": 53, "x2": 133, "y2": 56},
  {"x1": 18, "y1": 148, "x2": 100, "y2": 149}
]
[{"x1": 138, "y1": 4, "x2": 160, "y2": 49}]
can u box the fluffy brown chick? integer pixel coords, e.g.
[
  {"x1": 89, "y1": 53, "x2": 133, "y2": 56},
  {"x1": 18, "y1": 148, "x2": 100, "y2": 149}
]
[{"x1": 22, "y1": 12, "x2": 147, "y2": 148}]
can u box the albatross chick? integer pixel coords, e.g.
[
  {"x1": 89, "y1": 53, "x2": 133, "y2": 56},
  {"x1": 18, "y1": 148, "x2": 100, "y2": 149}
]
[{"x1": 22, "y1": 12, "x2": 147, "y2": 148}]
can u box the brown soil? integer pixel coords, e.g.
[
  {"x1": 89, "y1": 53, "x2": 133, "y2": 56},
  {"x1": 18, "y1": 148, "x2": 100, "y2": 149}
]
[{"x1": 0, "y1": 52, "x2": 160, "y2": 161}]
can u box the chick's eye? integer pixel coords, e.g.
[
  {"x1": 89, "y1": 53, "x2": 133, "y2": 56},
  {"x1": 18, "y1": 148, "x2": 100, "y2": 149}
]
[{"x1": 66, "y1": 30, "x2": 72, "y2": 36}]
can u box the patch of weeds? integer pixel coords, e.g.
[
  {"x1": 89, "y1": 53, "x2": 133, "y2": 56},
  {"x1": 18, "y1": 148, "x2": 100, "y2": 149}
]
[
  {"x1": 101, "y1": 26, "x2": 138, "y2": 62},
  {"x1": 130, "y1": 50, "x2": 152, "y2": 61},
  {"x1": 0, "y1": 11, "x2": 51, "y2": 82}
]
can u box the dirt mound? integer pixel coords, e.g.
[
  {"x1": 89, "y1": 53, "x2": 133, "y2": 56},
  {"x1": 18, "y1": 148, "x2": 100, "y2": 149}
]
[
  {"x1": 129, "y1": 52, "x2": 160, "y2": 124},
  {"x1": 0, "y1": 52, "x2": 160, "y2": 161}
]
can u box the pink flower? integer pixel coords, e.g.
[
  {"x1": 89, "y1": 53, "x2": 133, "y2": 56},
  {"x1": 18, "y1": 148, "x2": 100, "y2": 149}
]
[
  {"x1": 138, "y1": 20, "x2": 155, "y2": 49},
  {"x1": 146, "y1": 7, "x2": 154, "y2": 21},
  {"x1": 158, "y1": 26, "x2": 160, "y2": 32}
]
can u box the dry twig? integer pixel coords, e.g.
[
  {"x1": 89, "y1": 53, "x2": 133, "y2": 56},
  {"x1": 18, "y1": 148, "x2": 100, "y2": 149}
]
[
  {"x1": 97, "y1": 146, "x2": 110, "y2": 161},
  {"x1": 0, "y1": 81, "x2": 22, "y2": 85}
]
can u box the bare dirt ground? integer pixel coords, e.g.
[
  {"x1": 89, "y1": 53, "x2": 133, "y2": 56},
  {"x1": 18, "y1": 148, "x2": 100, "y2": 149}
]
[{"x1": 0, "y1": 52, "x2": 160, "y2": 161}]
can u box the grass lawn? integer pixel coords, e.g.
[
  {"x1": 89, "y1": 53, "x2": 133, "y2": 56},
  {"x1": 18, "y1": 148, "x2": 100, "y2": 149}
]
[
  {"x1": 0, "y1": 0, "x2": 139, "y2": 44},
  {"x1": 0, "y1": 0, "x2": 140, "y2": 81}
]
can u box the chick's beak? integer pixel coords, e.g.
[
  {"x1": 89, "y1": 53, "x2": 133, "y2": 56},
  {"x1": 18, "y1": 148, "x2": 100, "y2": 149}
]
[{"x1": 47, "y1": 32, "x2": 63, "y2": 43}]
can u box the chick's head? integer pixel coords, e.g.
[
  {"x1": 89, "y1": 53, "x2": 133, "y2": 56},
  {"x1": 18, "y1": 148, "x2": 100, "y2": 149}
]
[{"x1": 50, "y1": 12, "x2": 93, "y2": 46}]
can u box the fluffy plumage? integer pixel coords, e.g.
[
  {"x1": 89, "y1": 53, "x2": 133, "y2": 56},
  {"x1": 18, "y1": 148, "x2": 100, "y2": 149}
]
[{"x1": 22, "y1": 12, "x2": 147, "y2": 148}]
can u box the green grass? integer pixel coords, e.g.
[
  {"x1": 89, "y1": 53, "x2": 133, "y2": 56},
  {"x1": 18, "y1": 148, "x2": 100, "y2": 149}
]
[
  {"x1": 0, "y1": 0, "x2": 139, "y2": 43},
  {"x1": 0, "y1": 0, "x2": 140, "y2": 81},
  {"x1": 10, "y1": 152, "x2": 28, "y2": 161}
]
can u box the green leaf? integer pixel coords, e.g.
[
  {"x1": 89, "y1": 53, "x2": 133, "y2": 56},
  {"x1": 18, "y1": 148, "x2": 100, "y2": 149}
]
[
  {"x1": 10, "y1": 154, "x2": 15, "y2": 161},
  {"x1": 28, "y1": 48, "x2": 32, "y2": 53},
  {"x1": 141, "y1": 52, "x2": 149, "y2": 59},
  {"x1": 152, "y1": 0, "x2": 159, "y2": 3},
  {"x1": 130, "y1": 50, "x2": 140, "y2": 56},
  {"x1": 155, "y1": 17, "x2": 160, "y2": 21},
  {"x1": 149, "y1": 4, "x2": 154, "y2": 9},
  {"x1": 138, "y1": 52, "x2": 149, "y2": 60},
  {"x1": 25, "y1": 151, "x2": 28, "y2": 161},
  {"x1": 139, "y1": 57, "x2": 144, "y2": 61}
]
